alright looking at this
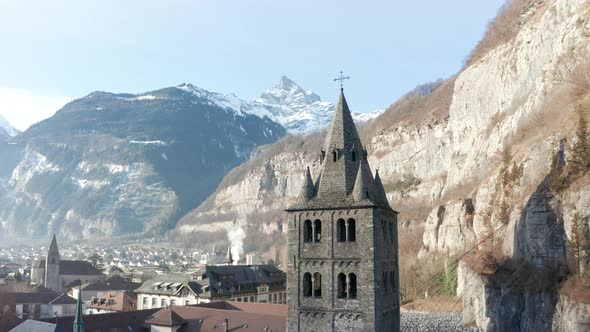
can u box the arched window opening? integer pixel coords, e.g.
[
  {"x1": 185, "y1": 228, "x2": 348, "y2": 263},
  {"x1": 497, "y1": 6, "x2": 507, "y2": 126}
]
[
  {"x1": 351, "y1": 151, "x2": 356, "y2": 162},
  {"x1": 313, "y1": 220, "x2": 322, "y2": 242},
  {"x1": 303, "y1": 220, "x2": 312, "y2": 243},
  {"x1": 348, "y1": 273, "x2": 357, "y2": 299},
  {"x1": 313, "y1": 273, "x2": 322, "y2": 297},
  {"x1": 337, "y1": 273, "x2": 347, "y2": 298},
  {"x1": 337, "y1": 219, "x2": 346, "y2": 242},
  {"x1": 303, "y1": 273, "x2": 312, "y2": 297},
  {"x1": 320, "y1": 150, "x2": 326, "y2": 163},
  {"x1": 333, "y1": 150, "x2": 338, "y2": 162},
  {"x1": 347, "y1": 218, "x2": 356, "y2": 242}
]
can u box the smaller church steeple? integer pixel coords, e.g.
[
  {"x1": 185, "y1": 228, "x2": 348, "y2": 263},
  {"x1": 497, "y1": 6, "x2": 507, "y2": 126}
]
[
  {"x1": 45, "y1": 234, "x2": 61, "y2": 292},
  {"x1": 48, "y1": 234, "x2": 59, "y2": 257}
]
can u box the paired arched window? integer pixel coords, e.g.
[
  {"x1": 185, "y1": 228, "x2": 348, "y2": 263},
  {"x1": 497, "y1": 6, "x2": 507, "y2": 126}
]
[
  {"x1": 304, "y1": 219, "x2": 322, "y2": 243},
  {"x1": 303, "y1": 220, "x2": 312, "y2": 243},
  {"x1": 303, "y1": 272, "x2": 322, "y2": 298},
  {"x1": 336, "y1": 218, "x2": 356, "y2": 242},
  {"x1": 303, "y1": 273, "x2": 312, "y2": 297},
  {"x1": 314, "y1": 220, "x2": 322, "y2": 242},
  {"x1": 337, "y1": 273, "x2": 358, "y2": 299}
]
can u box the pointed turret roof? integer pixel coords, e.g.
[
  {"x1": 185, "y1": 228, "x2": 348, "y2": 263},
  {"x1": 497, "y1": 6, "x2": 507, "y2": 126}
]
[
  {"x1": 73, "y1": 286, "x2": 84, "y2": 332},
  {"x1": 352, "y1": 159, "x2": 377, "y2": 202},
  {"x1": 296, "y1": 167, "x2": 316, "y2": 203}
]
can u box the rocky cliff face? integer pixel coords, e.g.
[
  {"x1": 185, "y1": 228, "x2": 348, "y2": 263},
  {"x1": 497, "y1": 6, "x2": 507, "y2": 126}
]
[
  {"x1": 175, "y1": 0, "x2": 590, "y2": 327},
  {"x1": 0, "y1": 85, "x2": 286, "y2": 241}
]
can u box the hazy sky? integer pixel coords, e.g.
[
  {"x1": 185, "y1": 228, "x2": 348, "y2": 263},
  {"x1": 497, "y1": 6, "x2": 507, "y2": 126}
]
[{"x1": 0, "y1": 0, "x2": 505, "y2": 131}]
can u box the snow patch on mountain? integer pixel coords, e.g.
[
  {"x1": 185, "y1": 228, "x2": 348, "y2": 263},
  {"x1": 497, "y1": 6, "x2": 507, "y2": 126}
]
[{"x1": 176, "y1": 83, "x2": 274, "y2": 120}]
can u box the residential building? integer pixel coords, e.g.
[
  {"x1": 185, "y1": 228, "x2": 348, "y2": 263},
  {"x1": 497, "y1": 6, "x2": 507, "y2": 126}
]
[
  {"x1": 136, "y1": 265, "x2": 286, "y2": 310},
  {"x1": 12, "y1": 291, "x2": 76, "y2": 319},
  {"x1": 85, "y1": 291, "x2": 137, "y2": 314}
]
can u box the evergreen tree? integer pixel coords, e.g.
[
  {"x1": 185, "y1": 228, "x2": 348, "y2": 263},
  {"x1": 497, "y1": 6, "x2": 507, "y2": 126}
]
[
  {"x1": 88, "y1": 253, "x2": 105, "y2": 272},
  {"x1": 570, "y1": 108, "x2": 590, "y2": 175}
]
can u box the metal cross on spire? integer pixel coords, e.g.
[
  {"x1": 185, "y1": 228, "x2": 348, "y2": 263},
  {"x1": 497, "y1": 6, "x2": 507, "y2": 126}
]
[{"x1": 333, "y1": 70, "x2": 350, "y2": 89}]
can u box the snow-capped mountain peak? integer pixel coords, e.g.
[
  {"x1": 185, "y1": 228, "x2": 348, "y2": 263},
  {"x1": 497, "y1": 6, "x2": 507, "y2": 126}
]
[
  {"x1": 257, "y1": 76, "x2": 321, "y2": 107},
  {"x1": 254, "y1": 76, "x2": 382, "y2": 135},
  {"x1": 0, "y1": 114, "x2": 19, "y2": 140}
]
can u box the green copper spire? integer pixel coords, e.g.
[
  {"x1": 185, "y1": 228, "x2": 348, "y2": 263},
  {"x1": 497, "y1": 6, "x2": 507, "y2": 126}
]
[{"x1": 73, "y1": 286, "x2": 84, "y2": 332}]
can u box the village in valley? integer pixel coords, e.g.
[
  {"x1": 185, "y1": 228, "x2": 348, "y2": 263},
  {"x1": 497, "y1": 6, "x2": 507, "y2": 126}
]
[{"x1": 2, "y1": 1, "x2": 590, "y2": 331}]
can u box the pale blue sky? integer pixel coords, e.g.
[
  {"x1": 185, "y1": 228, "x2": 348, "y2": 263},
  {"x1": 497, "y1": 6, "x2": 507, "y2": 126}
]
[{"x1": 0, "y1": 0, "x2": 505, "y2": 130}]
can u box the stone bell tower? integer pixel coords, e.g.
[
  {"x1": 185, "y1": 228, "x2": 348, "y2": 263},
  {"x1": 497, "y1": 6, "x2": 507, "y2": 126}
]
[
  {"x1": 285, "y1": 88, "x2": 400, "y2": 331},
  {"x1": 45, "y1": 234, "x2": 61, "y2": 292}
]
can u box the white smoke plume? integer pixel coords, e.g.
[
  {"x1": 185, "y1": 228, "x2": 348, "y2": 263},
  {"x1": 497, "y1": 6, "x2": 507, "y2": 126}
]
[{"x1": 227, "y1": 221, "x2": 246, "y2": 265}]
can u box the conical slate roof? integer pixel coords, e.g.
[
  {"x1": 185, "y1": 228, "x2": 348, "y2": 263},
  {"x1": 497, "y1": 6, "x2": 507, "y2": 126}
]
[
  {"x1": 352, "y1": 159, "x2": 377, "y2": 203},
  {"x1": 296, "y1": 167, "x2": 316, "y2": 203},
  {"x1": 287, "y1": 88, "x2": 393, "y2": 211}
]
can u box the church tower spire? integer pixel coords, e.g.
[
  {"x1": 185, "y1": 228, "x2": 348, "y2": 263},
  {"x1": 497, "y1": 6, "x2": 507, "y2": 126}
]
[
  {"x1": 44, "y1": 234, "x2": 61, "y2": 292},
  {"x1": 225, "y1": 246, "x2": 234, "y2": 265},
  {"x1": 286, "y1": 86, "x2": 399, "y2": 332}
]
